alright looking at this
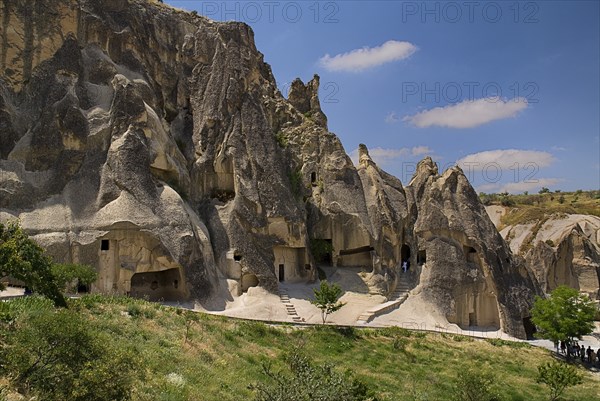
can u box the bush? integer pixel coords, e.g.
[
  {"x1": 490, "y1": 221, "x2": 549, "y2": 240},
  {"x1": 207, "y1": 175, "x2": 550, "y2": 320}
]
[
  {"x1": 451, "y1": 368, "x2": 501, "y2": 401},
  {"x1": 249, "y1": 350, "x2": 373, "y2": 401},
  {"x1": 51, "y1": 263, "x2": 98, "y2": 293},
  {"x1": 310, "y1": 239, "x2": 334, "y2": 264},
  {"x1": 537, "y1": 361, "x2": 583, "y2": 401},
  {"x1": 0, "y1": 308, "x2": 141, "y2": 401},
  {"x1": 0, "y1": 221, "x2": 66, "y2": 307}
]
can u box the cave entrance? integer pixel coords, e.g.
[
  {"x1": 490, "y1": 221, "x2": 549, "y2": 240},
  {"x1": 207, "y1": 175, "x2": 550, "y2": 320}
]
[
  {"x1": 77, "y1": 281, "x2": 90, "y2": 294},
  {"x1": 278, "y1": 264, "x2": 285, "y2": 282},
  {"x1": 464, "y1": 246, "x2": 477, "y2": 263},
  {"x1": 468, "y1": 312, "x2": 477, "y2": 327},
  {"x1": 130, "y1": 268, "x2": 182, "y2": 301},
  {"x1": 401, "y1": 244, "x2": 411, "y2": 264},
  {"x1": 417, "y1": 250, "x2": 426, "y2": 265},
  {"x1": 312, "y1": 239, "x2": 333, "y2": 265},
  {"x1": 241, "y1": 274, "x2": 259, "y2": 292},
  {"x1": 522, "y1": 317, "x2": 537, "y2": 340}
]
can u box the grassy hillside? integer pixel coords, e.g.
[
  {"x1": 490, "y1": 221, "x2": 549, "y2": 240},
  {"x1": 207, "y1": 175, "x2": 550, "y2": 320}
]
[
  {"x1": 1, "y1": 296, "x2": 599, "y2": 401},
  {"x1": 480, "y1": 190, "x2": 600, "y2": 229}
]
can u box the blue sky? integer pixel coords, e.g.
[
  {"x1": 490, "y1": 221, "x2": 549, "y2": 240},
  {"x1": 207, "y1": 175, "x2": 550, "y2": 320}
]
[{"x1": 166, "y1": 1, "x2": 600, "y2": 193}]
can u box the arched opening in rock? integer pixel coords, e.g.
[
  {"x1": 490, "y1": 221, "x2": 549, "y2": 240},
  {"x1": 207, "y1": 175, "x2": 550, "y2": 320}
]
[
  {"x1": 401, "y1": 244, "x2": 411, "y2": 264},
  {"x1": 312, "y1": 239, "x2": 333, "y2": 265},
  {"x1": 463, "y1": 246, "x2": 478, "y2": 264},
  {"x1": 241, "y1": 274, "x2": 259, "y2": 292},
  {"x1": 77, "y1": 281, "x2": 90, "y2": 294},
  {"x1": 522, "y1": 317, "x2": 537, "y2": 340},
  {"x1": 233, "y1": 253, "x2": 242, "y2": 262},
  {"x1": 310, "y1": 172, "x2": 317, "y2": 186},
  {"x1": 278, "y1": 264, "x2": 285, "y2": 282},
  {"x1": 130, "y1": 268, "x2": 183, "y2": 301},
  {"x1": 417, "y1": 250, "x2": 427, "y2": 265}
]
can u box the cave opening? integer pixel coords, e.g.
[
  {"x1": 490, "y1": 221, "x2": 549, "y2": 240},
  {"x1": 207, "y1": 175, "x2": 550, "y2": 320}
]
[
  {"x1": 401, "y1": 244, "x2": 411, "y2": 264},
  {"x1": 241, "y1": 274, "x2": 259, "y2": 292},
  {"x1": 101, "y1": 239, "x2": 110, "y2": 251},
  {"x1": 130, "y1": 268, "x2": 183, "y2": 301},
  {"x1": 417, "y1": 250, "x2": 426, "y2": 265},
  {"x1": 523, "y1": 317, "x2": 537, "y2": 340}
]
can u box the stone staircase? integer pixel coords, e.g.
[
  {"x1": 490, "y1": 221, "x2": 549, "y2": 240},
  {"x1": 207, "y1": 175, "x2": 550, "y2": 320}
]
[
  {"x1": 278, "y1": 289, "x2": 304, "y2": 323},
  {"x1": 356, "y1": 274, "x2": 412, "y2": 324},
  {"x1": 386, "y1": 277, "x2": 411, "y2": 302}
]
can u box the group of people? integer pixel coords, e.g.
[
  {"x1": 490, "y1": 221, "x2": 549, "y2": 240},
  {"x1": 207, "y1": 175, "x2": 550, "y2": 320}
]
[{"x1": 560, "y1": 341, "x2": 600, "y2": 366}]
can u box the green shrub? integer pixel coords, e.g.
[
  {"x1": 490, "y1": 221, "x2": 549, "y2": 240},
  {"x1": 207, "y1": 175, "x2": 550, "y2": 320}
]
[
  {"x1": 274, "y1": 132, "x2": 288, "y2": 147},
  {"x1": 0, "y1": 308, "x2": 140, "y2": 401},
  {"x1": 51, "y1": 263, "x2": 98, "y2": 293},
  {"x1": 486, "y1": 338, "x2": 530, "y2": 349},
  {"x1": 127, "y1": 303, "x2": 144, "y2": 318},
  {"x1": 537, "y1": 361, "x2": 583, "y2": 401},
  {"x1": 451, "y1": 367, "x2": 501, "y2": 401},
  {"x1": 249, "y1": 350, "x2": 373, "y2": 401}
]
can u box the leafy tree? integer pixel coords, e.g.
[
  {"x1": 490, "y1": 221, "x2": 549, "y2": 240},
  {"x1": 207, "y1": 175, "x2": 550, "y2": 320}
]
[
  {"x1": 0, "y1": 221, "x2": 66, "y2": 307},
  {"x1": 539, "y1": 187, "x2": 550, "y2": 194},
  {"x1": 249, "y1": 350, "x2": 373, "y2": 401},
  {"x1": 51, "y1": 263, "x2": 98, "y2": 293},
  {"x1": 0, "y1": 308, "x2": 140, "y2": 401},
  {"x1": 451, "y1": 368, "x2": 501, "y2": 401},
  {"x1": 310, "y1": 239, "x2": 334, "y2": 264},
  {"x1": 531, "y1": 286, "x2": 596, "y2": 351},
  {"x1": 536, "y1": 361, "x2": 583, "y2": 401},
  {"x1": 311, "y1": 280, "x2": 345, "y2": 324}
]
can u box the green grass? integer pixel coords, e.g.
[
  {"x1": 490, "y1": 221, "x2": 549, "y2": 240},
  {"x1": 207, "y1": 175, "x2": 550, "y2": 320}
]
[{"x1": 2, "y1": 295, "x2": 600, "y2": 401}]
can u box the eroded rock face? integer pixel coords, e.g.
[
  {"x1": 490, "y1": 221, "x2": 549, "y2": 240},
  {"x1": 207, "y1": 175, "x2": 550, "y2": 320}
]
[
  {"x1": 496, "y1": 212, "x2": 600, "y2": 299},
  {"x1": 0, "y1": 0, "x2": 539, "y2": 337},
  {"x1": 405, "y1": 159, "x2": 539, "y2": 338}
]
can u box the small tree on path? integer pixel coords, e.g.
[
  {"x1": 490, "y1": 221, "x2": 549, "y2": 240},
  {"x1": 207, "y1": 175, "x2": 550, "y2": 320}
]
[{"x1": 311, "y1": 280, "x2": 345, "y2": 324}]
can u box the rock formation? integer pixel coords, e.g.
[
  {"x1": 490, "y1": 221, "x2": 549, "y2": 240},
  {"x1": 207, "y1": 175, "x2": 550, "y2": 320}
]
[
  {"x1": 0, "y1": 0, "x2": 539, "y2": 337},
  {"x1": 489, "y1": 209, "x2": 600, "y2": 300}
]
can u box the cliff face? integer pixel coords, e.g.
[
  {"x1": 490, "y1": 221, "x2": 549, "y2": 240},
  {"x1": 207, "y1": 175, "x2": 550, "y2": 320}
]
[
  {"x1": 0, "y1": 0, "x2": 539, "y2": 337},
  {"x1": 494, "y1": 212, "x2": 600, "y2": 300}
]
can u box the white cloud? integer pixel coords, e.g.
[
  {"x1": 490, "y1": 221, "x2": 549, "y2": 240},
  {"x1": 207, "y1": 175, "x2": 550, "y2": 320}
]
[
  {"x1": 404, "y1": 97, "x2": 528, "y2": 129},
  {"x1": 319, "y1": 40, "x2": 418, "y2": 73},
  {"x1": 476, "y1": 178, "x2": 563, "y2": 194},
  {"x1": 411, "y1": 146, "x2": 432, "y2": 156},
  {"x1": 350, "y1": 146, "x2": 433, "y2": 166},
  {"x1": 456, "y1": 149, "x2": 555, "y2": 171},
  {"x1": 385, "y1": 112, "x2": 399, "y2": 124}
]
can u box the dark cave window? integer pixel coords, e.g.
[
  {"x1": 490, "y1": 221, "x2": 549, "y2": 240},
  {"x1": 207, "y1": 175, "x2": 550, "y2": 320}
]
[{"x1": 101, "y1": 240, "x2": 110, "y2": 251}]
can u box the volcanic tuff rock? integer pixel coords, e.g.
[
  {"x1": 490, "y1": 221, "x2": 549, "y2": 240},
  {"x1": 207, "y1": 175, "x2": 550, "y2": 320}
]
[
  {"x1": 491, "y1": 211, "x2": 600, "y2": 300},
  {"x1": 0, "y1": 0, "x2": 539, "y2": 337}
]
